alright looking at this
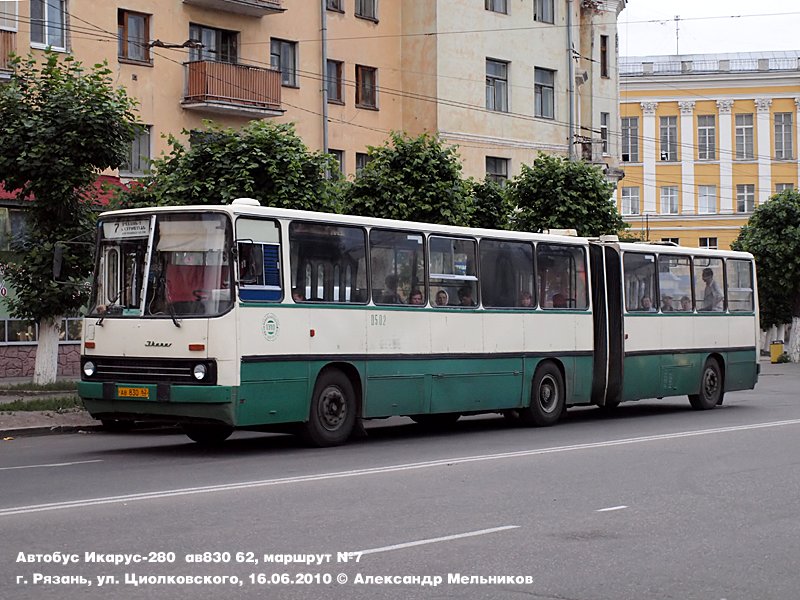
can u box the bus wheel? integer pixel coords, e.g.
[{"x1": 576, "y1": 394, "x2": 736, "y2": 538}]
[
  {"x1": 410, "y1": 413, "x2": 460, "y2": 429},
  {"x1": 689, "y1": 358, "x2": 724, "y2": 410},
  {"x1": 182, "y1": 424, "x2": 234, "y2": 445},
  {"x1": 302, "y1": 370, "x2": 356, "y2": 447},
  {"x1": 520, "y1": 362, "x2": 565, "y2": 427}
]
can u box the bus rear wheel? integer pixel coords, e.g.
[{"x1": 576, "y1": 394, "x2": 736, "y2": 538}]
[
  {"x1": 301, "y1": 370, "x2": 356, "y2": 447},
  {"x1": 689, "y1": 358, "x2": 724, "y2": 410},
  {"x1": 519, "y1": 362, "x2": 565, "y2": 427},
  {"x1": 182, "y1": 423, "x2": 234, "y2": 445}
]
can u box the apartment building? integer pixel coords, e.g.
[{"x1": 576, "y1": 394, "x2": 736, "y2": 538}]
[
  {"x1": 0, "y1": 0, "x2": 626, "y2": 374},
  {"x1": 617, "y1": 51, "x2": 800, "y2": 249}
]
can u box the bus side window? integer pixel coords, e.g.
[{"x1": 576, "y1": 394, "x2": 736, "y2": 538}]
[
  {"x1": 480, "y1": 239, "x2": 535, "y2": 308},
  {"x1": 623, "y1": 252, "x2": 657, "y2": 312},
  {"x1": 236, "y1": 218, "x2": 282, "y2": 302},
  {"x1": 370, "y1": 229, "x2": 426, "y2": 306},
  {"x1": 429, "y1": 236, "x2": 478, "y2": 308},
  {"x1": 694, "y1": 257, "x2": 725, "y2": 312},
  {"x1": 658, "y1": 254, "x2": 692, "y2": 312},
  {"x1": 537, "y1": 243, "x2": 588, "y2": 309},
  {"x1": 726, "y1": 259, "x2": 754, "y2": 312}
]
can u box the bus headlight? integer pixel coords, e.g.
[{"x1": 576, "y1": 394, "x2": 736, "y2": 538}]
[
  {"x1": 193, "y1": 364, "x2": 207, "y2": 381},
  {"x1": 83, "y1": 361, "x2": 96, "y2": 377}
]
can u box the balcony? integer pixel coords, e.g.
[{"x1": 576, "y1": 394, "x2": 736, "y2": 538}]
[
  {"x1": 1, "y1": 30, "x2": 16, "y2": 79},
  {"x1": 182, "y1": 60, "x2": 283, "y2": 118},
  {"x1": 182, "y1": 0, "x2": 283, "y2": 17}
]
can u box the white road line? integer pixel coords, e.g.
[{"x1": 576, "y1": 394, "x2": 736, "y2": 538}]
[
  {"x1": 2, "y1": 418, "x2": 800, "y2": 517},
  {"x1": 0, "y1": 460, "x2": 102, "y2": 472},
  {"x1": 596, "y1": 505, "x2": 628, "y2": 512},
  {"x1": 350, "y1": 526, "x2": 520, "y2": 557}
]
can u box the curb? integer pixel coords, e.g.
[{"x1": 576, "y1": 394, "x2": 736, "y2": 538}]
[{"x1": 1, "y1": 424, "x2": 105, "y2": 438}]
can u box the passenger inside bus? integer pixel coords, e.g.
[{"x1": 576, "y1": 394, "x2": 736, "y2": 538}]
[
  {"x1": 680, "y1": 295, "x2": 692, "y2": 311},
  {"x1": 519, "y1": 291, "x2": 533, "y2": 307},
  {"x1": 552, "y1": 293, "x2": 568, "y2": 308},
  {"x1": 457, "y1": 286, "x2": 476, "y2": 307},
  {"x1": 292, "y1": 288, "x2": 305, "y2": 302},
  {"x1": 639, "y1": 296, "x2": 657, "y2": 312},
  {"x1": 409, "y1": 289, "x2": 424, "y2": 305},
  {"x1": 661, "y1": 295, "x2": 675, "y2": 311},
  {"x1": 435, "y1": 290, "x2": 449, "y2": 306}
]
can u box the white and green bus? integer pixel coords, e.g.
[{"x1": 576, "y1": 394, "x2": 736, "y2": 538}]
[{"x1": 77, "y1": 199, "x2": 760, "y2": 445}]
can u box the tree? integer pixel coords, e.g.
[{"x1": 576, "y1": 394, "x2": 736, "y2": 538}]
[
  {"x1": 0, "y1": 52, "x2": 137, "y2": 383},
  {"x1": 506, "y1": 153, "x2": 627, "y2": 236},
  {"x1": 468, "y1": 179, "x2": 514, "y2": 230},
  {"x1": 732, "y1": 190, "x2": 800, "y2": 362},
  {"x1": 113, "y1": 120, "x2": 341, "y2": 212},
  {"x1": 344, "y1": 132, "x2": 473, "y2": 226}
]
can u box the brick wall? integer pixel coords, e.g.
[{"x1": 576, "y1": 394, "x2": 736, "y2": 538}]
[{"x1": 0, "y1": 344, "x2": 80, "y2": 378}]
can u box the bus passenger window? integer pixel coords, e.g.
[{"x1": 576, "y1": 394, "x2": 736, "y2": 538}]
[
  {"x1": 370, "y1": 230, "x2": 426, "y2": 306},
  {"x1": 429, "y1": 236, "x2": 478, "y2": 308},
  {"x1": 694, "y1": 257, "x2": 724, "y2": 312},
  {"x1": 726, "y1": 259, "x2": 754, "y2": 312},
  {"x1": 623, "y1": 252, "x2": 657, "y2": 312},
  {"x1": 658, "y1": 254, "x2": 693, "y2": 312},
  {"x1": 480, "y1": 239, "x2": 534, "y2": 308},
  {"x1": 537, "y1": 243, "x2": 588, "y2": 309},
  {"x1": 236, "y1": 218, "x2": 282, "y2": 303}
]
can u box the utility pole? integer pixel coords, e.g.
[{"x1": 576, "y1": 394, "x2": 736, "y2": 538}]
[{"x1": 674, "y1": 15, "x2": 680, "y2": 55}]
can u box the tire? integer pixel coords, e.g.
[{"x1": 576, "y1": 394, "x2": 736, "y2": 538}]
[
  {"x1": 688, "y1": 358, "x2": 724, "y2": 410},
  {"x1": 301, "y1": 370, "x2": 356, "y2": 447},
  {"x1": 182, "y1": 424, "x2": 234, "y2": 445},
  {"x1": 410, "y1": 413, "x2": 461, "y2": 429},
  {"x1": 519, "y1": 362, "x2": 565, "y2": 427}
]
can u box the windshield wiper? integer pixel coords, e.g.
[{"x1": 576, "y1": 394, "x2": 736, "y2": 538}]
[
  {"x1": 167, "y1": 301, "x2": 181, "y2": 328},
  {"x1": 95, "y1": 293, "x2": 121, "y2": 327}
]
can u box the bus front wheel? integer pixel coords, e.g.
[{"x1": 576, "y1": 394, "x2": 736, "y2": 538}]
[
  {"x1": 520, "y1": 362, "x2": 565, "y2": 427},
  {"x1": 302, "y1": 370, "x2": 356, "y2": 447},
  {"x1": 182, "y1": 423, "x2": 234, "y2": 445},
  {"x1": 689, "y1": 358, "x2": 724, "y2": 410}
]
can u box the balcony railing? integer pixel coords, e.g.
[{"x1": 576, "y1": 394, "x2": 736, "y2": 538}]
[
  {"x1": 182, "y1": 0, "x2": 283, "y2": 17},
  {"x1": 0, "y1": 30, "x2": 16, "y2": 74},
  {"x1": 182, "y1": 60, "x2": 282, "y2": 117}
]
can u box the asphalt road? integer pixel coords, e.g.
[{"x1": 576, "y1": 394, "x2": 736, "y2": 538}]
[{"x1": 2, "y1": 360, "x2": 799, "y2": 600}]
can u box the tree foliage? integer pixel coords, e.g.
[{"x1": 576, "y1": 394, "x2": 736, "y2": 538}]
[
  {"x1": 113, "y1": 120, "x2": 340, "y2": 212},
  {"x1": 0, "y1": 51, "x2": 137, "y2": 321},
  {"x1": 506, "y1": 153, "x2": 627, "y2": 236},
  {"x1": 344, "y1": 132, "x2": 472, "y2": 226},
  {"x1": 468, "y1": 179, "x2": 514, "y2": 230},
  {"x1": 731, "y1": 190, "x2": 800, "y2": 329}
]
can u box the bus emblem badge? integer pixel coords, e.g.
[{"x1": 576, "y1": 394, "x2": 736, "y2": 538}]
[{"x1": 262, "y1": 313, "x2": 279, "y2": 342}]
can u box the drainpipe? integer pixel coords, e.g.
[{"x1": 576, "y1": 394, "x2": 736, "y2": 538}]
[
  {"x1": 567, "y1": 0, "x2": 575, "y2": 160},
  {"x1": 321, "y1": 0, "x2": 329, "y2": 155}
]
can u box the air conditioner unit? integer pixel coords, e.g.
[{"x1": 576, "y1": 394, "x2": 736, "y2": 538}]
[{"x1": 621, "y1": 153, "x2": 630, "y2": 162}]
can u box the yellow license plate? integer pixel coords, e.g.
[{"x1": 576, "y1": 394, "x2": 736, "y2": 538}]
[{"x1": 117, "y1": 386, "x2": 150, "y2": 399}]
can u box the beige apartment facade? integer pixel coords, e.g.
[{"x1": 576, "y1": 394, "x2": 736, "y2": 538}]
[
  {"x1": 1, "y1": 0, "x2": 626, "y2": 182},
  {"x1": 617, "y1": 51, "x2": 800, "y2": 250}
]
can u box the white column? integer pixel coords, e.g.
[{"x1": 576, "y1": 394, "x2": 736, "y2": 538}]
[
  {"x1": 641, "y1": 101, "x2": 658, "y2": 214},
  {"x1": 679, "y1": 101, "x2": 696, "y2": 214},
  {"x1": 717, "y1": 99, "x2": 734, "y2": 214},
  {"x1": 795, "y1": 98, "x2": 800, "y2": 188},
  {"x1": 756, "y1": 98, "x2": 772, "y2": 206}
]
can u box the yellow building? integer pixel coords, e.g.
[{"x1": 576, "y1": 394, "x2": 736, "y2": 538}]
[
  {"x1": 618, "y1": 52, "x2": 800, "y2": 249},
  {"x1": 1, "y1": 0, "x2": 626, "y2": 182}
]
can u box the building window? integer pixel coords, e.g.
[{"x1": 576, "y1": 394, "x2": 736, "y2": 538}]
[
  {"x1": 621, "y1": 187, "x2": 640, "y2": 215},
  {"x1": 621, "y1": 117, "x2": 639, "y2": 162},
  {"x1": 30, "y1": 0, "x2": 66, "y2": 49},
  {"x1": 486, "y1": 157, "x2": 509, "y2": 184},
  {"x1": 326, "y1": 59, "x2": 343, "y2": 103},
  {"x1": 355, "y1": 152, "x2": 371, "y2": 175},
  {"x1": 120, "y1": 125, "x2": 151, "y2": 176},
  {"x1": 271, "y1": 38, "x2": 298, "y2": 87},
  {"x1": 698, "y1": 185, "x2": 717, "y2": 214},
  {"x1": 355, "y1": 0, "x2": 377, "y2": 20},
  {"x1": 486, "y1": 59, "x2": 508, "y2": 112},
  {"x1": 189, "y1": 24, "x2": 237, "y2": 63},
  {"x1": 534, "y1": 67, "x2": 555, "y2": 119},
  {"x1": 600, "y1": 112, "x2": 610, "y2": 154},
  {"x1": 699, "y1": 237, "x2": 718, "y2": 250},
  {"x1": 118, "y1": 10, "x2": 150, "y2": 63},
  {"x1": 775, "y1": 112, "x2": 793, "y2": 160},
  {"x1": 485, "y1": 0, "x2": 507, "y2": 13},
  {"x1": 328, "y1": 149, "x2": 344, "y2": 176},
  {"x1": 600, "y1": 35, "x2": 609, "y2": 78},
  {"x1": 326, "y1": 0, "x2": 344, "y2": 12},
  {"x1": 735, "y1": 113, "x2": 754, "y2": 160},
  {"x1": 659, "y1": 116, "x2": 678, "y2": 161},
  {"x1": 355, "y1": 65, "x2": 377, "y2": 108},
  {"x1": 736, "y1": 184, "x2": 755, "y2": 213},
  {"x1": 697, "y1": 115, "x2": 715, "y2": 160},
  {"x1": 660, "y1": 186, "x2": 679, "y2": 214},
  {"x1": 534, "y1": 0, "x2": 554, "y2": 23},
  {"x1": 661, "y1": 238, "x2": 680, "y2": 245},
  {"x1": 776, "y1": 183, "x2": 794, "y2": 193},
  {"x1": 0, "y1": 0, "x2": 18, "y2": 31}
]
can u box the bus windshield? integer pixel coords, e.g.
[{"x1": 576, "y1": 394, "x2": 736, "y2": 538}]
[{"x1": 89, "y1": 212, "x2": 234, "y2": 318}]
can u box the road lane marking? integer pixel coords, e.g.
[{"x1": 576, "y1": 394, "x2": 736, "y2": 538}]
[
  {"x1": 349, "y1": 526, "x2": 519, "y2": 557},
  {"x1": 0, "y1": 460, "x2": 102, "y2": 472},
  {"x1": 596, "y1": 505, "x2": 628, "y2": 512},
  {"x1": 3, "y1": 418, "x2": 800, "y2": 517}
]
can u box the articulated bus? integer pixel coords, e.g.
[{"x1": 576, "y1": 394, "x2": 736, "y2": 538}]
[{"x1": 77, "y1": 199, "x2": 760, "y2": 445}]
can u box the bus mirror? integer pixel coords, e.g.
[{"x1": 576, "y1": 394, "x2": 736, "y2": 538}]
[{"x1": 53, "y1": 242, "x2": 64, "y2": 280}]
